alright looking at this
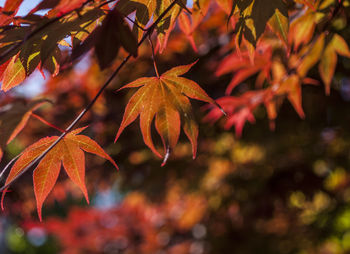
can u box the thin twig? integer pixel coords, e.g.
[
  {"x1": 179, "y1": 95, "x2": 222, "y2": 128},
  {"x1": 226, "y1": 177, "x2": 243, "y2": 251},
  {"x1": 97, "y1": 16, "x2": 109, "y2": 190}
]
[
  {"x1": 125, "y1": 15, "x2": 147, "y2": 31},
  {"x1": 97, "y1": 0, "x2": 118, "y2": 8},
  {"x1": 0, "y1": 0, "x2": 97, "y2": 62},
  {"x1": 0, "y1": 0, "x2": 181, "y2": 193},
  {"x1": 31, "y1": 113, "x2": 65, "y2": 133},
  {"x1": 237, "y1": 0, "x2": 345, "y2": 127},
  {"x1": 148, "y1": 35, "x2": 160, "y2": 78},
  {"x1": 288, "y1": 0, "x2": 344, "y2": 75},
  {"x1": 0, "y1": 153, "x2": 22, "y2": 183},
  {"x1": 322, "y1": 0, "x2": 344, "y2": 32}
]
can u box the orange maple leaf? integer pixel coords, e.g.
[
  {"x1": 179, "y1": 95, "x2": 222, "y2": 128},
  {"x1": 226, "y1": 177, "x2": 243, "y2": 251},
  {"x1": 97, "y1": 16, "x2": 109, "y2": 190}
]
[
  {"x1": 0, "y1": 99, "x2": 50, "y2": 162},
  {"x1": 1, "y1": 127, "x2": 118, "y2": 221},
  {"x1": 319, "y1": 34, "x2": 350, "y2": 95},
  {"x1": 1, "y1": 54, "x2": 26, "y2": 92},
  {"x1": 116, "y1": 0, "x2": 185, "y2": 52},
  {"x1": 115, "y1": 61, "x2": 219, "y2": 165},
  {"x1": 215, "y1": 44, "x2": 272, "y2": 95}
]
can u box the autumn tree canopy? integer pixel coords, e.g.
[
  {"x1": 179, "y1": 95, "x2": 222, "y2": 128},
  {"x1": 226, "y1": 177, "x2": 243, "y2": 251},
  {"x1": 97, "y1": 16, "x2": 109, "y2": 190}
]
[{"x1": 0, "y1": 0, "x2": 350, "y2": 253}]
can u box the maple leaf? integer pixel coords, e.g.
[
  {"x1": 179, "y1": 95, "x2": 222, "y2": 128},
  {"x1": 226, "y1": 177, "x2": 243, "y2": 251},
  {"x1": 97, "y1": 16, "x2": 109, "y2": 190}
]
[
  {"x1": 2, "y1": 0, "x2": 23, "y2": 15},
  {"x1": 215, "y1": 0, "x2": 234, "y2": 14},
  {"x1": 276, "y1": 74, "x2": 305, "y2": 118},
  {"x1": 224, "y1": 107, "x2": 255, "y2": 136},
  {"x1": 1, "y1": 127, "x2": 118, "y2": 221},
  {"x1": 29, "y1": 0, "x2": 61, "y2": 14},
  {"x1": 178, "y1": 0, "x2": 211, "y2": 52},
  {"x1": 154, "y1": 0, "x2": 187, "y2": 52},
  {"x1": 0, "y1": 99, "x2": 50, "y2": 162},
  {"x1": 296, "y1": 33, "x2": 325, "y2": 78},
  {"x1": 233, "y1": 0, "x2": 288, "y2": 48},
  {"x1": 203, "y1": 91, "x2": 263, "y2": 137},
  {"x1": 289, "y1": 12, "x2": 317, "y2": 50},
  {"x1": 178, "y1": 13, "x2": 198, "y2": 52},
  {"x1": 319, "y1": 34, "x2": 350, "y2": 95},
  {"x1": 268, "y1": 7, "x2": 289, "y2": 44},
  {"x1": 1, "y1": 54, "x2": 25, "y2": 91},
  {"x1": 115, "y1": 61, "x2": 219, "y2": 164},
  {"x1": 215, "y1": 44, "x2": 272, "y2": 94},
  {"x1": 0, "y1": 8, "x2": 105, "y2": 91},
  {"x1": 190, "y1": 0, "x2": 211, "y2": 29},
  {"x1": 72, "y1": 7, "x2": 138, "y2": 70},
  {"x1": 116, "y1": 0, "x2": 186, "y2": 52},
  {"x1": 30, "y1": 0, "x2": 89, "y2": 16},
  {"x1": 250, "y1": 0, "x2": 288, "y2": 42},
  {"x1": 0, "y1": 0, "x2": 23, "y2": 26}
]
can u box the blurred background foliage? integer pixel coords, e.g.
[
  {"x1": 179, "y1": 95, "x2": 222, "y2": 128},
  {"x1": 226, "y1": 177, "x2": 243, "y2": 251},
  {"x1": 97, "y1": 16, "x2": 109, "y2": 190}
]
[
  {"x1": 2, "y1": 61, "x2": 350, "y2": 254},
  {"x1": 1, "y1": 1, "x2": 350, "y2": 254}
]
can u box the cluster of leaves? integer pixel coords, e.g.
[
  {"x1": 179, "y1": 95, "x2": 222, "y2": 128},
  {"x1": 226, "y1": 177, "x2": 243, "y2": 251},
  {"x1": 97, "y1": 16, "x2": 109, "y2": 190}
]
[
  {"x1": 0, "y1": 0, "x2": 349, "y2": 222},
  {"x1": 205, "y1": 0, "x2": 350, "y2": 136},
  {"x1": 15, "y1": 88, "x2": 350, "y2": 253},
  {"x1": 31, "y1": 190, "x2": 207, "y2": 253}
]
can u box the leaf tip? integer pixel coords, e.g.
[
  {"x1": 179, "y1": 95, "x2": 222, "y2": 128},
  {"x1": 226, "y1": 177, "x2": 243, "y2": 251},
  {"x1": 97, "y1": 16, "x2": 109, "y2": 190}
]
[
  {"x1": 111, "y1": 160, "x2": 119, "y2": 171},
  {"x1": 84, "y1": 192, "x2": 90, "y2": 205},
  {"x1": 1, "y1": 189, "x2": 7, "y2": 211},
  {"x1": 38, "y1": 208, "x2": 43, "y2": 222},
  {"x1": 215, "y1": 101, "x2": 227, "y2": 116},
  {"x1": 190, "y1": 59, "x2": 199, "y2": 69},
  {"x1": 161, "y1": 147, "x2": 171, "y2": 167},
  {"x1": 115, "y1": 87, "x2": 124, "y2": 93},
  {"x1": 220, "y1": 108, "x2": 227, "y2": 116},
  {"x1": 114, "y1": 133, "x2": 120, "y2": 144}
]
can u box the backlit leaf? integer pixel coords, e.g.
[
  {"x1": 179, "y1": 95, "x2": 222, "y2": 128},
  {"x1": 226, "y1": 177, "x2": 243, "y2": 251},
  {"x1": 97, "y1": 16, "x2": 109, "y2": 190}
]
[
  {"x1": 73, "y1": 7, "x2": 137, "y2": 70},
  {"x1": 116, "y1": 62, "x2": 217, "y2": 163},
  {"x1": 278, "y1": 74, "x2": 305, "y2": 118},
  {"x1": 319, "y1": 34, "x2": 350, "y2": 94},
  {"x1": 0, "y1": 8, "x2": 105, "y2": 90},
  {"x1": 332, "y1": 34, "x2": 350, "y2": 58},
  {"x1": 3, "y1": 0, "x2": 23, "y2": 14},
  {"x1": 1, "y1": 127, "x2": 118, "y2": 220},
  {"x1": 268, "y1": 8, "x2": 289, "y2": 44},
  {"x1": 289, "y1": 12, "x2": 317, "y2": 49},
  {"x1": 233, "y1": 0, "x2": 288, "y2": 48},
  {"x1": 0, "y1": 99, "x2": 50, "y2": 161},
  {"x1": 116, "y1": 0, "x2": 186, "y2": 52},
  {"x1": 319, "y1": 40, "x2": 337, "y2": 95},
  {"x1": 297, "y1": 33, "x2": 325, "y2": 78},
  {"x1": 250, "y1": 0, "x2": 288, "y2": 42},
  {"x1": 33, "y1": 146, "x2": 61, "y2": 221},
  {"x1": 1, "y1": 55, "x2": 25, "y2": 92}
]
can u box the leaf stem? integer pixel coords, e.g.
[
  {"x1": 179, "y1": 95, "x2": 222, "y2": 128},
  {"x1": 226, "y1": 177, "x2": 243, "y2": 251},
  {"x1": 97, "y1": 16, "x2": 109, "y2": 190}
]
[
  {"x1": 125, "y1": 16, "x2": 147, "y2": 31},
  {"x1": 0, "y1": 0, "x2": 97, "y2": 63},
  {"x1": 148, "y1": 36, "x2": 160, "y2": 78},
  {"x1": 0, "y1": 0, "x2": 181, "y2": 193},
  {"x1": 0, "y1": 153, "x2": 22, "y2": 185},
  {"x1": 322, "y1": 0, "x2": 344, "y2": 32},
  {"x1": 161, "y1": 147, "x2": 170, "y2": 167},
  {"x1": 288, "y1": 0, "x2": 344, "y2": 75},
  {"x1": 31, "y1": 113, "x2": 65, "y2": 133}
]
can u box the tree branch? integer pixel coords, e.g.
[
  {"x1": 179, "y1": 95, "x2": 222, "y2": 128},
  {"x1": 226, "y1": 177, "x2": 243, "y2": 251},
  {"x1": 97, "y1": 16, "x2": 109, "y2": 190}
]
[
  {"x1": 0, "y1": 0, "x2": 99, "y2": 62},
  {"x1": 0, "y1": 0, "x2": 181, "y2": 193}
]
